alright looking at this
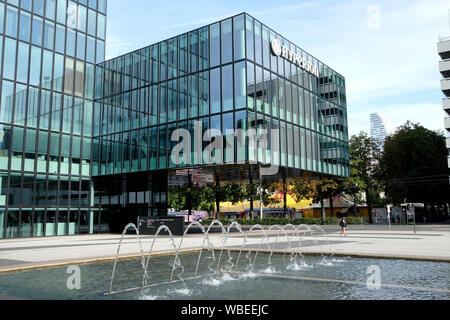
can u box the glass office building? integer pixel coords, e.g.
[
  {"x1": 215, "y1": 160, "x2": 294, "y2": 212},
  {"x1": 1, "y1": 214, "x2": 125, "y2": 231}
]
[
  {"x1": 0, "y1": 0, "x2": 107, "y2": 238},
  {"x1": 92, "y1": 13, "x2": 349, "y2": 232},
  {"x1": 0, "y1": 9, "x2": 349, "y2": 238}
]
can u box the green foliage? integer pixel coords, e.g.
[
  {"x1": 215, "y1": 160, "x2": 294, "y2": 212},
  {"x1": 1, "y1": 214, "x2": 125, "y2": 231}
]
[
  {"x1": 168, "y1": 183, "x2": 281, "y2": 214},
  {"x1": 168, "y1": 186, "x2": 216, "y2": 213},
  {"x1": 201, "y1": 217, "x2": 364, "y2": 226},
  {"x1": 378, "y1": 122, "x2": 450, "y2": 205},
  {"x1": 290, "y1": 179, "x2": 341, "y2": 206},
  {"x1": 349, "y1": 132, "x2": 384, "y2": 223}
]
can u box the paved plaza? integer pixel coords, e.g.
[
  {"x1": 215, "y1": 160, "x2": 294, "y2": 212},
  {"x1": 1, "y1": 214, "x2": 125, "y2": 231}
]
[{"x1": 0, "y1": 224, "x2": 449, "y2": 273}]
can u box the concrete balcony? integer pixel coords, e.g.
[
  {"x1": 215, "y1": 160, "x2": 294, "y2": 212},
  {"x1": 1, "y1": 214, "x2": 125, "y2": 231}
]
[
  {"x1": 444, "y1": 98, "x2": 450, "y2": 114},
  {"x1": 441, "y1": 79, "x2": 450, "y2": 96},
  {"x1": 438, "y1": 38, "x2": 450, "y2": 59},
  {"x1": 445, "y1": 117, "x2": 450, "y2": 131},
  {"x1": 440, "y1": 59, "x2": 450, "y2": 78}
]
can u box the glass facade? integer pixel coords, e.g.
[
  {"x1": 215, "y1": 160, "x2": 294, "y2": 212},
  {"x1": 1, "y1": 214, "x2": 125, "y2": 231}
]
[
  {"x1": 0, "y1": 0, "x2": 107, "y2": 238},
  {"x1": 0, "y1": 10, "x2": 349, "y2": 239},
  {"x1": 94, "y1": 13, "x2": 349, "y2": 180}
]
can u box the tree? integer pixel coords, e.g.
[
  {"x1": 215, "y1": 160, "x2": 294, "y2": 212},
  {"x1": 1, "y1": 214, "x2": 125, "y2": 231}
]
[
  {"x1": 168, "y1": 186, "x2": 216, "y2": 215},
  {"x1": 291, "y1": 179, "x2": 340, "y2": 221},
  {"x1": 349, "y1": 132, "x2": 382, "y2": 224},
  {"x1": 378, "y1": 123, "x2": 450, "y2": 219},
  {"x1": 341, "y1": 177, "x2": 366, "y2": 217}
]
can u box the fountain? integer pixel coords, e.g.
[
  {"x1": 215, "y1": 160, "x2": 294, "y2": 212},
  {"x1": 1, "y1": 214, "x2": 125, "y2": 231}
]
[
  {"x1": 1, "y1": 220, "x2": 448, "y2": 301},
  {"x1": 108, "y1": 220, "x2": 336, "y2": 296}
]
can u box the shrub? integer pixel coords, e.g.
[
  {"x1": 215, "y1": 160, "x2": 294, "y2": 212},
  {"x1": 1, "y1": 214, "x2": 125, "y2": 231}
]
[{"x1": 200, "y1": 217, "x2": 364, "y2": 226}]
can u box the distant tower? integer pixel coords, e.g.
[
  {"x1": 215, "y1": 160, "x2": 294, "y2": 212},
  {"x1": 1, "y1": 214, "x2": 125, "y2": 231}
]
[{"x1": 370, "y1": 113, "x2": 392, "y2": 150}]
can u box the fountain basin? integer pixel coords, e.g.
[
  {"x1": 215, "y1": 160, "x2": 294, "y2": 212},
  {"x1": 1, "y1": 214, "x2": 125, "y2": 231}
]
[{"x1": 0, "y1": 252, "x2": 448, "y2": 300}]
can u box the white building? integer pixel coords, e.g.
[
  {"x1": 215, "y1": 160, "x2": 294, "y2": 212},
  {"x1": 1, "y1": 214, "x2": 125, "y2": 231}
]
[
  {"x1": 438, "y1": 33, "x2": 450, "y2": 169},
  {"x1": 370, "y1": 113, "x2": 392, "y2": 150}
]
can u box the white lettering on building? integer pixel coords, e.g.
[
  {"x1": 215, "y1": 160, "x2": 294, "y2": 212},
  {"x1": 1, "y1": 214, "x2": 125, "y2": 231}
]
[{"x1": 271, "y1": 39, "x2": 319, "y2": 78}]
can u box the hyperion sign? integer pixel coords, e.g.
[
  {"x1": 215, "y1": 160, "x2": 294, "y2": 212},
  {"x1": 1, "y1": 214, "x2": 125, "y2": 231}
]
[{"x1": 271, "y1": 39, "x2": 319, "y2": 78}]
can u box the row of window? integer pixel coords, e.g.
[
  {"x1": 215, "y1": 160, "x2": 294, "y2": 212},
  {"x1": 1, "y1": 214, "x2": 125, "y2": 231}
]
[
  {"x1": 0, "y1": 17, "x2": 105, "y2": 61},
  {"x1": 0, "y1": 172, "x2": 91, "y2": 207},
  {"x1": 94, "y1": 61, "x2": 348, "y2": 142},
  {"x1": 0, "y1": 80, "x2": 94, "y2": 135},
  {"x1": 3, "y1": 0, "x2": 107, "y2": 16},
  {"x1": 1, "y1": 0, "x2": 106, "y2": 40},
  {"x1": 0, "y1": 34, "x2": 102, "y2": 89},
  {"x1": 0, "y1": 126, "x2": 92, "y2": 177},
  {"x1": 0, "y1": 209, "x2": 95, "y2": 238},
  {"x1": 92, "y1": 112, "x2": 349, "y2": 178},
  {"x1": 96, "y1": 13, "x2": 345, "y2": 110}
]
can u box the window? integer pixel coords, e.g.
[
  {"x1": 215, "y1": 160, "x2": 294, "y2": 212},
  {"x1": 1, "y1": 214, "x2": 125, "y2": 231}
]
[
  {"x1": 233, "y1": 15, "x2": 245, "y2": 61},
  {"x1": 64, "y1": 57, "x2": 75, "y2": 94},
  {"x1": 32, "y1": 16, "x2": 43, "y2": 46},
  {"x1": 19, "y1": 11, "x2": 31, "y2": 42},
  {"x1": 44, "y1": 21, "x2": 55, "y2": 50},
  {"x1": 77, "y1": 33, "x2": 86, "y2": 60},
  {"x1": 221, "y1": 19, "x2": 232, "y2": 64},
  {"x1": 3, "y1": 38, "x2": 17, "y2": 80},
  {"x1": 42, "y1": 50, "x2": 53, "y2": 89},
  {"x1": 40, "y1": 90, "x2": 51, "y2": 130},
  {"x1": 245, "y1": 15, "x2": 254, "y2": 62},
  {"x1": 5, "y1": 6, "x2": 18, "y2": 38},
  {"x1": 66, "y1": 28, "x2": 75, "y2": 57},
  {"x1": 77, "y1": 5, "x2": 87, "y2": 33},
  {"x1": 29, "y1": 46, "x2": 41, "y2": 86},
  {"x1": 189, "y1": 31, "x2": 198, "y2": 73},
  {"x1": 246, "y1": 62, "x2": 255, "y2": 110},
  {"x1": 14, "y1": 84, "x2": 27, "y2": 126},
  {"x1": 222, "y1": 65, "x2": 233, "y2": 112},
  {"x1": 45, "y1": 0, "x2": 56, "y2": 20},
  {"x1": 262, "y1": 26, "x2": 270, "y2": 69},
  {"x1": 27, "y1": 87, "x2": 39, "y2": 128},
  {"x1": 87, "y1": 9, "x2": 97, "y2": 36},
  {"x1": 34, "y1": 0, "x2": 45, "y2": 16},
  {"x1": 55, "y1": 24, "x2": 65, "y2": 53},
  {"x1": 199, "y1": 71, "x2": 209, "y2": 116},
  {"x1": 97, "y1": 12, "x2": 105, "y2": 40},
  {"x1": 210, "y1": 68, "x2": 221, "y2": 114},
  {"x1": 17, "y1": 42, "x2": 30, "y2": 84},
  {"x1": 57, "y1": 0, "x2": 67, "y2": 24},
  {"x1": 210, "y1": 23, "x2": 220, "y2": 67},
  {"x1": 254, "y1": 21, "x2": 262, "y2": 65},
  {"x1": 53, "y1": 53, "x2": 64, "y2": 92}
]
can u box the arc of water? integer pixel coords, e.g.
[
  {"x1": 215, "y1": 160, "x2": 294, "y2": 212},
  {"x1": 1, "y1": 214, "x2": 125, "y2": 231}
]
[
  {"x1": 194, "y1": 220, "x2": 227, "y2": 277},
  {"x1": 309, "y1": 224, "x2": 334, "y2": 263},
  {"x1": 109, "y1": 223, "x2": 147, "y2": 294},
  {"x1": 249, "y1": 224, "x2": 271, "y2": 271},
  {"x1": 170, "y1": 221, "x2": 209, "y2": 282},
  {"x1": 225, "y1": 221, "x2": 247, "y2": 272},
  {"x1": 318, "y1": 225, "x2": 334, "y2": 258},
  {"x1": 141, "y1": 225, "x2": 179, "y2": 289},
  {"x1": 267, "y1": 225, "x2": 290, "y2": 265},
  {"x1": 295, "y1": 224, "x2": 311, "y2": 265},
  {"x1": 282, "y1": 224, "x2": 299, "y2": 264}
]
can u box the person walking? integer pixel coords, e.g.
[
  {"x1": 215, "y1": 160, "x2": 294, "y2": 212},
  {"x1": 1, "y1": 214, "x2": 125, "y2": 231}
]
[{"x1": 340, "y1": 217, "x2": 348, "y2": 237}]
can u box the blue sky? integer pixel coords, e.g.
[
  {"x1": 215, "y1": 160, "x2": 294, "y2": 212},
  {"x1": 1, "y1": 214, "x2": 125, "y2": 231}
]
[{"x1": 105, "y1": 0, "x2": 450, "y2": 136}]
